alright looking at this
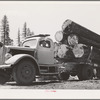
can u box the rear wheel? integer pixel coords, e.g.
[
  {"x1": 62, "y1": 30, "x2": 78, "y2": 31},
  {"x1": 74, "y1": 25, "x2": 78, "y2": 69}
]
[
  {"x1": 77, "y1": 65, "x2": 93, "y2": 80},
  {"x1": 96, "y1": 68, "x2": 100, "y2": 79},
  {"x1": 59, "y1": 72, "x2": 69, "y2": 81},
  {"x1": 82, "y1": 65, "x2": 93, "y2": 80},
  {"x1": 13, "y1": 60, "x2": 36, "y2": 85},
  {"x1": 77, "y1": 66, "x2": 83, "y2": 80}
]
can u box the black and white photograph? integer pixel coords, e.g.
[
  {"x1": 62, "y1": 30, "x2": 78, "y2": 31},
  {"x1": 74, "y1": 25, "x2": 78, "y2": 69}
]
[{"x1": 0, "y1": 1, "x2": 100, "y2": 99}]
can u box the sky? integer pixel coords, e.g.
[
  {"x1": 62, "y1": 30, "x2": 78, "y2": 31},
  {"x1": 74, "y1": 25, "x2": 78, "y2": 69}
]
[{"x1": 0, "y1": 1, "x2": 100, "y2": 45}]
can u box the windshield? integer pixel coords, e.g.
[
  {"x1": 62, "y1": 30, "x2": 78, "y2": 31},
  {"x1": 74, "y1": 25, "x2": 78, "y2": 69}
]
[{"x1": 22, "y1": 39, "x2": 37, "y2": 48}]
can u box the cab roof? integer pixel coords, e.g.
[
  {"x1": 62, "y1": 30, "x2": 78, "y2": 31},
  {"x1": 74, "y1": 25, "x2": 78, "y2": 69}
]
[{"x1": 22, "y1": 34, "x2": 50, "y2": 43}]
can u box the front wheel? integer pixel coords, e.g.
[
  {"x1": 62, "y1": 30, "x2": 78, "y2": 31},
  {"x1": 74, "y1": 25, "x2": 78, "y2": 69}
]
[{"x1": 13, "y1": 60, "x2": 36, "y2": 85}]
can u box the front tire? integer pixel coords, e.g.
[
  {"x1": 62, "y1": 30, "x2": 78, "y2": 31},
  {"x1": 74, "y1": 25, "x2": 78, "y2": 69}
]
[{"x1": 13, "y1": 60, "x2": 36, "y2": 85}]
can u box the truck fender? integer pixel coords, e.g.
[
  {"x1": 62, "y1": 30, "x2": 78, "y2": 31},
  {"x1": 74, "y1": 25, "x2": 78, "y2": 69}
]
[{"x1": 5, "y1": 54, "x2": 40, "y2": 74}]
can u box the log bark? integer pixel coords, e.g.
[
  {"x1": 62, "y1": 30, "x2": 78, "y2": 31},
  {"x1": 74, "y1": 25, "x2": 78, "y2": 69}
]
[{"x1": 62, "y1": 19, "x2": 100, "y2": 49}]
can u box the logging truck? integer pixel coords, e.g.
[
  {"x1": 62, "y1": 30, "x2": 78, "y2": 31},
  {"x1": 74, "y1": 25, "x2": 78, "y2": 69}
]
[{"x1": 0, "y1": 19, "x2": 100, "y2": 85}]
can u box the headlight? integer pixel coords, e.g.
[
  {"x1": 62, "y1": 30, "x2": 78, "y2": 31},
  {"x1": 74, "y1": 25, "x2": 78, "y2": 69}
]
[{"x1": 5, "y1": 53, "x2": 12, "y2": 61}]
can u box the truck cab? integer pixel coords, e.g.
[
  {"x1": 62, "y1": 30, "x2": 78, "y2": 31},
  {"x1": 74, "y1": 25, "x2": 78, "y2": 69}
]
[{"x1": 22, "y1": 35, "x2": 55, "y2": 65}]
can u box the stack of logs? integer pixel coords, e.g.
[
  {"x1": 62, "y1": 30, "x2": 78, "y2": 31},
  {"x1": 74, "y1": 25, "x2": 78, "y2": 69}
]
[{"x1": 54, "y1": 19, "x2": 100, "y2": 63}]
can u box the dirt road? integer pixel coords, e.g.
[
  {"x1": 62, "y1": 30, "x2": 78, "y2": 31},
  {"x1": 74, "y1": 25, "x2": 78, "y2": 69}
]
[{"x1": 0, "y1": 76, "x2": 100, "y2": 89}]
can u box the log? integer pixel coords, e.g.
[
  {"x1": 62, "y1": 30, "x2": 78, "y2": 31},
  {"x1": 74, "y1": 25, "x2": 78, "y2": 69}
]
[{"x1": 62, "y1": 19, "x2": 100, "y2": 49}]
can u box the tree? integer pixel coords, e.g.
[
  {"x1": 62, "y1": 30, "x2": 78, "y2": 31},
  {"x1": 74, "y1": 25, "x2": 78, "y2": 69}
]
[
  {"x1": 1, "y1": 15, "x2": 10, "y2": 45},
  {"x1": 27, "y1": 28, "x2": 31, "y2": 37},
  {"x1": 22, "y1": 22, "x2": 27, "y2": 39},
  {"x1": 27, "y1": 28, "x2": 34, "y2": 37},
  {"x1": 22, "y1": 22, "x2": 35, "y2": 40},
  {"x1": 17, "y1": 28, "x2": 20, "y2": 46},
  {"x1": 30, "y1": 31, "x2": 34, "y2": 36}
]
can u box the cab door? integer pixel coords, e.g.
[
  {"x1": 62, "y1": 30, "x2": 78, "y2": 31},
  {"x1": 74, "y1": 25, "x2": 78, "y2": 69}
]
[{"x1": 37, "y1": 38, "x2": 54, "y2": 65}]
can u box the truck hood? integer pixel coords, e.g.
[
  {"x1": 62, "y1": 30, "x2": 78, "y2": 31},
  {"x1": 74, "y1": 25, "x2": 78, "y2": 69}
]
[
  {"x1": 5, "y1": 46, "x2": 36, "y2": 57},
  {"x1": 6, "y1": 46, "x2": 36, "y2": 52}
]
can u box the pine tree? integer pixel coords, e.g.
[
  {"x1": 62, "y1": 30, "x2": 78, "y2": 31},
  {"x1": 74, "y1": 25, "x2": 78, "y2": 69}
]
[
  {"x1": 22, "y1": 22, "x2": 35, "y2": 40},
  {"x1": 1, "y1": 15, "x2": 10, "y2": 45},
  {"x1": 27, "y1": 28, "x2": 31, "y2": 37},
  {"x1": 22, "y1": 22, "x2": 27, "y2": 40},
  {"x1": 27, "y1": 28, "x2": 34, "y2": 37},
  {"x1": 30, "y1": 31, "x2": 34, "y2": 36},
  {"x1": 17, "y1": 28, "x2": 20, "y2": 46}
]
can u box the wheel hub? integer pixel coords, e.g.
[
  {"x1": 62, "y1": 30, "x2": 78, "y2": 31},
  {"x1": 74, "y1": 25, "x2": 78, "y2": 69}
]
[
  {"x1": 26, "y1": 70, "x2": 29, "y2": 74},
  {"x1": 21, "y1": 65, "x2": 32, "y2": 78}
]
